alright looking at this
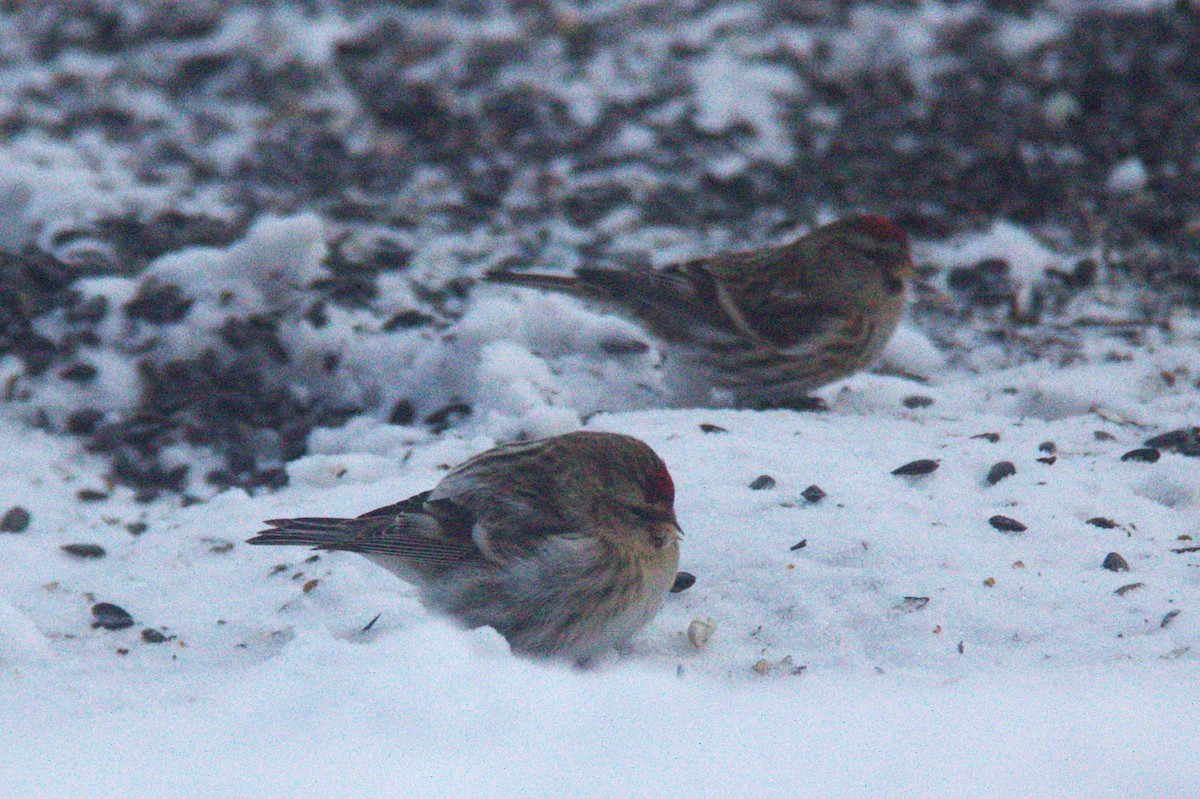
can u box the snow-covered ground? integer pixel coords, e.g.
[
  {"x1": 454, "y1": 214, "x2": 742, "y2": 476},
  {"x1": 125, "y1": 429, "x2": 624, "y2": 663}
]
[
  {"x1": 4, "y1": 324, "x2": 1200, "y2": 796},
  {"x1": 3, "y1": 1, "x2": 1200, "y2": 796}
]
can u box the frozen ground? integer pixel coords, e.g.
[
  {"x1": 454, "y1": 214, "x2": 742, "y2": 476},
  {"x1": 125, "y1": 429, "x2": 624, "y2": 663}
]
[{"x1": 3, "y1": 1, "x2": 1200, "y2": 796}]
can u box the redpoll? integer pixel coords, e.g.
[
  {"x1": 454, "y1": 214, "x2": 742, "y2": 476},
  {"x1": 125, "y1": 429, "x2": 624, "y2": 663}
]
[
  {"x1": 485, "y1": 215, "x2": 913, "y2": 407},
  {"x1": 247, "y1": 431, "x2": 681, "y2": 664}
]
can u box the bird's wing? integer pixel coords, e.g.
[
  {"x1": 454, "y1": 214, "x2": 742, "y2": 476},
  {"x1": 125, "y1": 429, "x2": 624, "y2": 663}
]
[{"x1": 247, "y1": 491, "x2": 478, "y2": 567}]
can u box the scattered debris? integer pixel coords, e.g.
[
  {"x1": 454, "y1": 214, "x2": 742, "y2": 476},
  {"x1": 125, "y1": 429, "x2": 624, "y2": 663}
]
[
  {"x1": 748, "y1": 474, "x2": 776, "y2": 490},
  {"x1": 800, "y1": 485, "x2": 826, "y2": 503},
  {"x1": 891, "y1": 459, "x2": 939, "y2": 476},
  {"x1": 1102, "y1": 552, "x2": 1131, "y2": 572},
  {"x1": 989, "y1": 515, "x2": 1027, "y2": 533},
  {"x1": 91, "y1": 602, "x2": 134, "y2": 631},
  {"x1": 670, "y1": 572, "x2": 696, "y2": 593},
  {"x1": 986, "y1": 461, "x2": 1016, "y2": 485},
  {"x1": 61, "y1": 543, "x2": 106, "y2": 559},
  {"x1": 0, "y1": 506, "x2": 31, "y2": 533},
  {"x1": 686, "y1": 618, "x2": 716, "y2": 649}
]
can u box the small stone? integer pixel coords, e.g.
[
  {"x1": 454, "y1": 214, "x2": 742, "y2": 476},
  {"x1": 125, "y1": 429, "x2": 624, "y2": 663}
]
[
  {"x1": 986, "y1": 461, "x2": 1016, "y2": 485},
  {"x1": 1, "y1": 506, "x2": 31, "y2": 533},
  {"x1": 1038, "y1": 441, "x2": 1056, "y2": 454},
  {"x1": 800, "y1": 484, "x2": 826, "y2": 503},
  {"x1": 891, "y1": 459, "x2": 939, "y2": 476},
  {"x1": 141, "y1": 628, "x2": 169, "y2": 643},
  {"x1": 983, "y1": 577, "x2": 996, "y2": 587},
  {"x1": 971, "y1": 432, "x2": 1001, "y2": 443},
  {"x1": 91, "y1": 602, "x2": 134, "y2": 630},
  {"x1": 1161, "y1": 609, "x2": 1182, "y2": 628},
  {"x1": 1171, "y1": 545, "x2": 1200, "y2": 554},
  {"x1": 1120, "y1": 447, "x2": 1160, "y2": 463},
  {"x1": 748, "y1": 474, "x2": 776, "y2": 490},
  {"x1": 1087, "y1": 517, "x2": 1118, "y2": 529},
  {"x1": 903, "y1": 395, "x2": 934, "y2": 409},
  {"x1": 125, "y1": 521, "x2": 148, "y2": 536},
  {"x1": 751, "y1": 659, "x2": 772, "y2": 675},
  {"x1": 302, "y1": 578, "x2": 320, "y2": 593},
  {"x1": 670, "y1": 572, "x2": 696, "y2": 593},
  {"x1": 1114, "y1": 582, "x2": 1145, "y2": 597},
  {"x1": 61, "y1": 543, "x2": 106, "y2": 559},
  {"x1": 699, "y1": 423, "x2": 727, "y2": 434},
  {"x1": 1094, "y1": 430, "x2": 1117, "y2": 442},
  {"x1": 76, "y1": 489, "x2": 109, "y2": 502},
  {"x1": 894, "y1": 596, "x2": 930, "y2": 613},
  {"x1": 1102, "y1": 552, "x2": 1130, "y2": 572},
  {"x1": 686, "y1": 617, "x2": 715, "y2": 649},
  {"x1": 989, "y1": 515, "x2": 1027, "y2": 533},
  {"x1": 1037, "y1": 456, "x2": 1057, "y2": 465},
  {"x1": 789, "y1": 539, "x2": 807, "y2": 551}
]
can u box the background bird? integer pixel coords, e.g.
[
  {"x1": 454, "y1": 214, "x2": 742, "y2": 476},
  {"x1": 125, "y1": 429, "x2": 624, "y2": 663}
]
[
  {"x1": 247, "y1": 431, "x2": 682, "y2": 664},
  {"x1": 484, "y1": 215, "x2": 914, "y2": 407}
]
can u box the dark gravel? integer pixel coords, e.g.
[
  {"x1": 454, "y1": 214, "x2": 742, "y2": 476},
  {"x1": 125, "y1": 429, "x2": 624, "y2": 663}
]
[{"x1": 2, "y1": 2, "x2": 1198, "y2": 495}]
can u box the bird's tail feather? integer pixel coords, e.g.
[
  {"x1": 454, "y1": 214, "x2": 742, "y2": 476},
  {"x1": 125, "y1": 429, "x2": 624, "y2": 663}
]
[
  {"x1": 483, "y1": 270, "x2": 600, "y2": 300},
  {"x1": 247, "y1": 517, "x2": 356, "y2": 549}
]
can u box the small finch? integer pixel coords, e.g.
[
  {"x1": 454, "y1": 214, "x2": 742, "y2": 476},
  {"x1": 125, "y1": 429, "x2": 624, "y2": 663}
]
[
  {"x1": 484, "y1": 215, "x2": 913, "y2": 407},
  {"x1": 247, "y1": 431, "x2": 682, "y2": 664}
]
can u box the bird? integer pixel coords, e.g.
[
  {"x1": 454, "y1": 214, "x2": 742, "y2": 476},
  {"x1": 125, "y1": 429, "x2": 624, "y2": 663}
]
[
  {"x1": 483, "y1": 215, "x2": 913, "y2": 407},
  {"x1": 247, "y1": 430, "x2": 682, "y2": 664}
]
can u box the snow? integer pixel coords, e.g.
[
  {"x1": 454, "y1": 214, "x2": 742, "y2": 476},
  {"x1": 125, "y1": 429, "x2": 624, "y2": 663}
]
[{"x1": 4, "y1": 317, "x2": 1200, "y2": 794}]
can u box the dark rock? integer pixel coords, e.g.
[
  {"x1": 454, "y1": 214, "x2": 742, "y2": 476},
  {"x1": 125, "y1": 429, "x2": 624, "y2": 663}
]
[
  {"x1": 989, "y1": 515, "x2": 1027, "y2": 532},
  {"x1": 1114, "y1": 582, "x2": 1144, "y2": 597},
  {"x1": 1094, "y1": 430, "x2": 1117, "y2": 441},
  {"x1": 126, "y1": 521, "x2": 148, "y2": 536},
  {"x1": 1161, "y1": 609, "x2": 1181, "y2": 628},
  {"x1": 1036, "y1": 455, "x2": 1058, "y2": 465},
  {"x1": 748, "y1": 474, "x2": 776, "y2": 490},
  {"x1": 91, "y1": 602, "x2": 134, "y2": 630},
  {"x1": 891, "y1": 459, "x2": 939, "y2": 476},
  {"x1": 903, "y1": 395, "x2": 934, "y2": 409},
  {"x1": 1038, "y1": 441, "x2": 1056, "y2": 454},
  {"x1": 1, "y1": 506, "x2": 31, "y2": 533},
  {"x1": 669, "y1": 571, "x2": 696, "y2": 593},
  {"x1": 801, "y1": 485, "x2": 826, "y2": 503},
  {"x1": 61, "y1": 543, "x2": 106, "y2": 559},
  {"x1": 1121, "y1": 447, "x2": 1160, "y2": 463},
  {"x1": 789, "y1": 539, "x2": 808, "y2": 551},
  {"x1": 699, "y1": 423, "x2": 727, "y2": 434},
  {"x1": 986, "y1": 461, "x2": 1016, "y2": 485},
  {"x1": 1102, "y1": 552, "x2": 1130, "y2": 572},
  {"x1": 1087, "y1": 517, "x2": 1118, "y2": 529},
  {"x1": 971, "y1": 433, "x2": 1001, "y2": 443},
  {"x1": 76, "y1": 489, "x2": 109, "y2": 502}
]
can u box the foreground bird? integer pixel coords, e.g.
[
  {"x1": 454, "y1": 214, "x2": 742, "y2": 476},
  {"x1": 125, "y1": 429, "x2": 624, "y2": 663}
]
[
  {"x1": 485, "y1": 215, "x2": 913, "y2": 407},
  {"x1": 247, "y1": 431, "x2": 681, "y2": 664}
]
